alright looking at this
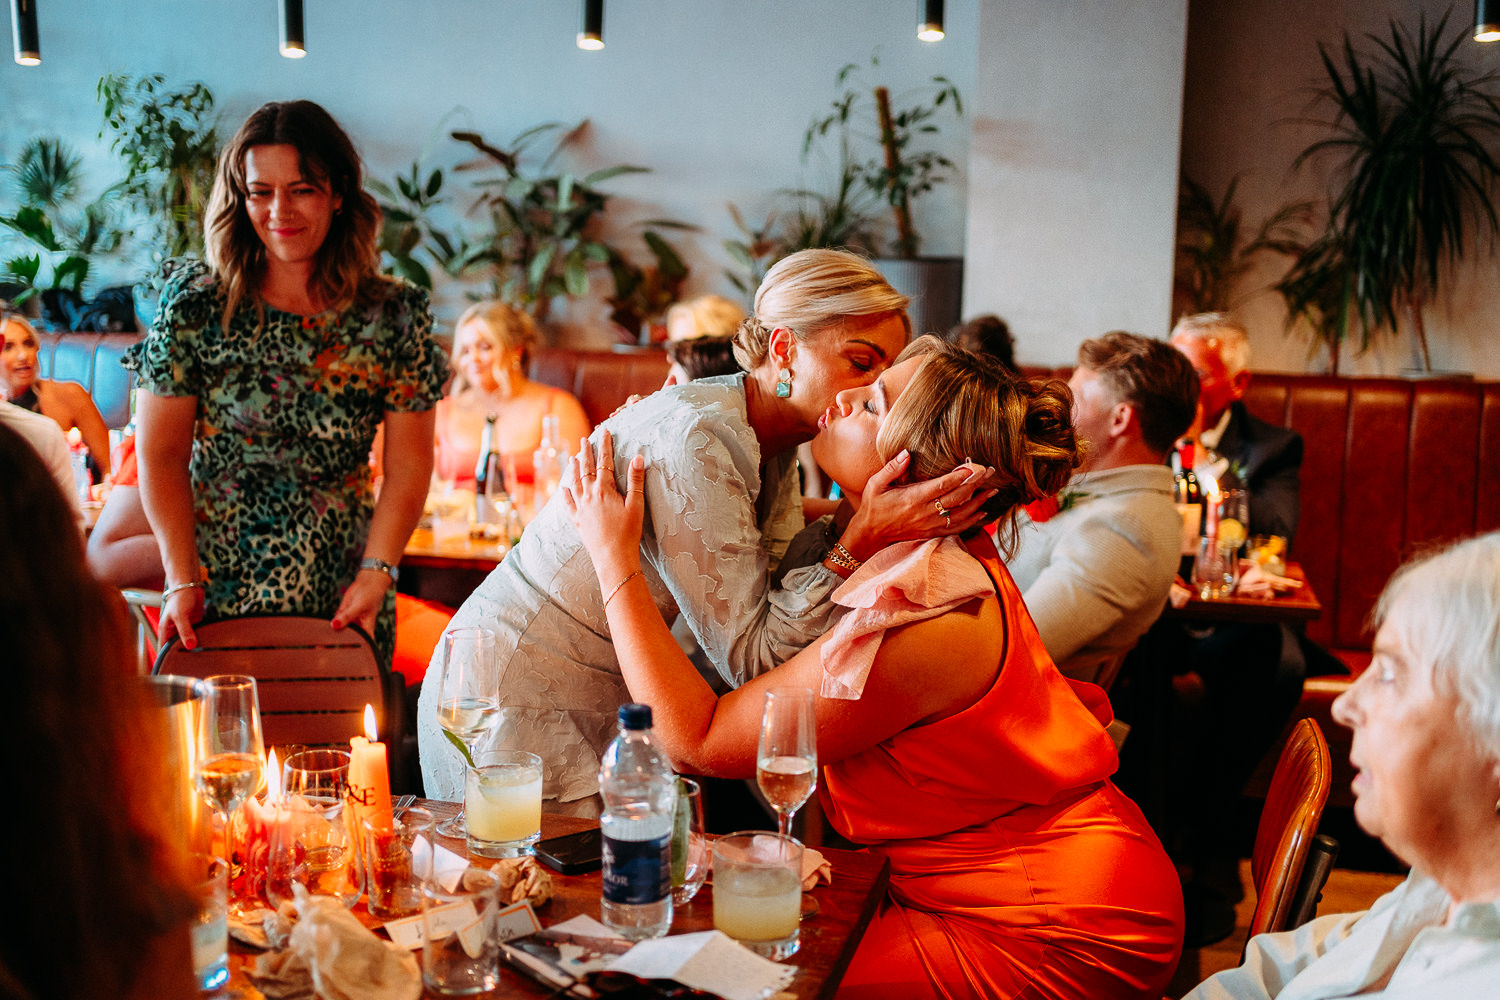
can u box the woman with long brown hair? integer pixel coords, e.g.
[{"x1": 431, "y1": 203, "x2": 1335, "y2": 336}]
[
  {"x1": 126, "y1": 100, "x2": 447, "y2": 665},
  {"x1": 0, "y1": 422, "x2": 196, "y2": 1000}
]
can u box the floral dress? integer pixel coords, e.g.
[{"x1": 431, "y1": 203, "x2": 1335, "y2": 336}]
[{"x1": 124, "y1": 260, "x2": 448, "y2": 665}]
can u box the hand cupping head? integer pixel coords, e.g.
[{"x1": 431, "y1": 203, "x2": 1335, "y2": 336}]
[{"x1": 878, "y1": 335, "x2": 1083, "y2": 527}]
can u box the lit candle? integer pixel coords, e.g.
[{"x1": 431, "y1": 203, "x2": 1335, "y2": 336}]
[
  {"x1": 241, "y1": 749, "x2": 282, "y2": 902},
  {"x1": 349, "y1": 705, "x2": 394, "y2": 834}
]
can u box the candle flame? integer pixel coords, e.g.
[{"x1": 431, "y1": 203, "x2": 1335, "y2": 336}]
[
  {"x1": 266, "y1": 748, "x2": 281, "y2": 800},
  {"x1": 364, "y1": 704, "x2": 379, "y2": 741}
]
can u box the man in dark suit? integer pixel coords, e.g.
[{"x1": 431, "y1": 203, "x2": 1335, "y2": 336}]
[{"x1": 1170, "y1": 313, "x2": 1303, "y2": 542}]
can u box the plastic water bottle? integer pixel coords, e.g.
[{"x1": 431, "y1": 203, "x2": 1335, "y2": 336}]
[{"x1": 598, "y1": 703, "x2": 677, "y2": 939}]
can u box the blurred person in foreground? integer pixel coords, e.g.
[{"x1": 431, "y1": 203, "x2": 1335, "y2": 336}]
[
  {"x1": 1185, "y1": 530, "x2": 1500, "y2": 999},
  {"x1": 1007, "y1": 332, "x2": 1199, "y2": 685},
  {"x1": 0, "y1": 422, "x2": 196, "y2": 1000},
  {"x1": 567, "y1": 337, "x2": 1184, "y2": 999}
]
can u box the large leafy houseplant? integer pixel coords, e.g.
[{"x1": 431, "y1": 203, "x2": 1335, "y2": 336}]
[
  {"x1": 1173, "y1": 174, "x2": 1307, "y2": 317},
  {"x1": 804, "y1": 54, "x2": 962, "y2": 260},
  {"x1": 1, "y1": 137, "x2": 125, "y2": 316},
  {"x1": 98, "y1": 73, "x2": 221, "y2": 271},
  {"x1": 448, "y1": 121, "x2": 653, "y2": 322},
  {"x1": 1278, "y1": 10, "x2": 1500, "y2": 371}
]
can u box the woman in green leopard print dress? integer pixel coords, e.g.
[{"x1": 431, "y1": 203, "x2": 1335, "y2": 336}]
[{"x1": 127, "y1": 101, "x2": 447, "y2": 667}]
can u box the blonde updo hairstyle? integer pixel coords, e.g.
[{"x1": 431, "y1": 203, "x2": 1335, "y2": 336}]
[
  {"x1": 450, "y1": 300, "x2": 539, "y2": 393},
  {"x1": 732, "y1": 249, "x2": 911, "y2": 372},
  {"x1": 877, "y1": 336, "x2": 1083, "y2": 555}
]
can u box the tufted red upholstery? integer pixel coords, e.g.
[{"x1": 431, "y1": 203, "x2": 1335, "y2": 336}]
[
  {"x1": 1243, "y1": 375, "x2": 1500, "y2": 659},
  {"x1": 35, "y1": 330, "x2": 670, "y2": 434}
]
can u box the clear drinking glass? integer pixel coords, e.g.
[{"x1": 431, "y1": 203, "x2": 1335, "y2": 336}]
[
  {"x1": 712, "y1": 832, "x2": 804, "y2": 960},
  {"x1": 670, "y1": 777, "x2": 708, "y2": 904},
  {"x1": 1193, "y1": 535, "x2": 1241, "y2": 599},
  {"x1": 193, "y1": 675, "x2": 266, "y2": 918},
  {"x1": 266, "y1": 749, "x2": 362, "y2": 909},
  {"x1": 757, "y1": 688, "x2": 818, "y2": 839},
  {"x1": 434, "y1": 627, "x2": 500, "y2": 838},
  {"x1": 465, "y1": 750, "x2": 543, "y2": 858},
  {"x1": 362, "y1": 807, "x2": 436, "y2": 921},
  {"x1": 422, "y1": 866, "x2": 503, "y2": 995}
]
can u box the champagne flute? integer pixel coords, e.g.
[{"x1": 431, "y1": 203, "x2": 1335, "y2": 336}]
[
  {"x1": 194, "y1": 675, "x2": 266, "y2": 916},
  {"x1": 434, "y1": 627, "x2": 500, "y2": 838},
  {"x1": 757, "y1": 688, "x2": 818, "y2": 839}
]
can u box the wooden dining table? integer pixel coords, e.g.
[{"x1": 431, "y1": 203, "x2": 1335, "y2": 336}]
[
  {"x1": 1163, "y1": 560, "x2": 1322, "y2": 625},
  {"x1": 225, "y1": 800, "x2": 890, "y2": 999}
]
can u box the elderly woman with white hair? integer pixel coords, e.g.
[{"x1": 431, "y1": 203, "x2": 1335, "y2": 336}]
[{"x1": 1186, "y1": 529, "x2": 1500, "y2": 999}]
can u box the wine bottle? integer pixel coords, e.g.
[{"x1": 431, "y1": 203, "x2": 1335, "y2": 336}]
[{"x1": 475, "y1": 413, "x2": 503, "y2": 525}]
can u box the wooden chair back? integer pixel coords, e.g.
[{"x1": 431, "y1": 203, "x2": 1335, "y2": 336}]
[
  {"x1": 1245, "y1": 718, "x2": 1333, "y2": 949},
  {"x1": 152, "y1": 615, "x2": 391, "y2": 749}
]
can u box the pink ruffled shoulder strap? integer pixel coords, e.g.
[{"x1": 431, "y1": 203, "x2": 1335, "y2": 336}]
[{"x1": 819, "y1": 537, "x2": 994, "y2": 700}]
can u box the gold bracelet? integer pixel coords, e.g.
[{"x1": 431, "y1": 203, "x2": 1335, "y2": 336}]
[
  {"x1": 602, "y1": 569, "x2": 643, "y2": 610},
  {"x1": 825, "y1": 541, "x2": 862, "y2": 573}
]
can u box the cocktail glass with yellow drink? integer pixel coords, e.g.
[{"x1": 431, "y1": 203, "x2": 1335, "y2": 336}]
[
  {"x1": 712, "y1": 832, "x2": 804, "y2": 960},
  {"x1": 466, "y1": 750, "x2": 543, "y2": 858}
]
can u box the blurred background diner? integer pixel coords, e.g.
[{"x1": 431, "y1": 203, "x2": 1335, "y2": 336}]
[
  {"x1": 433, "y1": 299, "x2": 589, "y2": 492},
  {"x1": 2, "y1": 304, "x2": 112, "y2": 481}
]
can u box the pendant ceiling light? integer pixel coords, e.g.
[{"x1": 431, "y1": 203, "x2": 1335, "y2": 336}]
[
  {"x1": 1478, "y1": 0, "x2": 1500, "y2": 42},
  {"x1": 578, "y1": 0, "x2": 604, "y2": 51},
  {"x1": 918, "y1": 0, "x2": 944, "y2": 42},
  {"x1": 280, "y1": 0, "x2": 306, "y2": 58},
  {"x1": 10, "y1": 0, "x2": 39, "y2": 66}
]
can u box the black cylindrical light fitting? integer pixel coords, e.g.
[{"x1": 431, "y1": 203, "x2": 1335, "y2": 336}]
[
  {"x1": 578, "y1": 0, "x2": 604, "y2": 50},
  {"x1": 280, "y1": 0, "x2": 306, "y2": 58},
  {"x1": 11, "y1": 0, "x2": 39, "y2": 65},
  {"x1": 1479, "y1": 0, "x2": 1500, "y2": 41},
  {"x1": 918, "y1": 0, "x2": 945, "y2": 41}
]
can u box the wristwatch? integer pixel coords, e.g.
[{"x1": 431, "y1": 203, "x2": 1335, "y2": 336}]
[{"x1": 359, "y1": 557, "x2": 400, "y2": 583}]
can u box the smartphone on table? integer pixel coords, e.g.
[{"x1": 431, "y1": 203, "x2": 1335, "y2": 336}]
[{"x1": 534, "y1": 826, "x2": 603, "y2": 875}]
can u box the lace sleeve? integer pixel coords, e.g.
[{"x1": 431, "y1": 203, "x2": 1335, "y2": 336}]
[{"x1": 628, "y1": 392, "x2": 843, "y2": 688}]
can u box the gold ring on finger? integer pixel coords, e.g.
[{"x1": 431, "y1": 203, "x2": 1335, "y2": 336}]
[{"x1": 934, "y1": 499, "x2": 952, "y2": 518}]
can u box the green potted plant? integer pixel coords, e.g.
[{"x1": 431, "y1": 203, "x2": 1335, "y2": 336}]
[
  {"x1": 97, "y1": 73, "x2": 221, "y2": 328},
  {"x1": 1, "y1": 137, "x2": 126, "y2": 326},
  {"x1": 726, "y1": 55, "x2": 964, "y2": 332},
  {"x1": 447, "y1": 121, "x2": 652, "y2": 324},
  {"x1": 606, "y1": 229, "x2": 691, "y2": 344},
  {"x1": 1173, "y1": 174, "x2": 1308, "y2": 318},
  {"x1": 1277, "y1": 10, "x2": 1500, "y2": 373},
  {"x1": 368, "y1": 157, "x2": 459, "y2": 291}
]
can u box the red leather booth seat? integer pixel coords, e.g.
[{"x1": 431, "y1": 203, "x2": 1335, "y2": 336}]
[
  {"x1": 1241, "y1": 373, "x2": 1500, "y2": 803},
  {"x1": 35, "y1": 330, "x2": 670, "y2": 435},
  {"x1": 1243, "y1": 374, "x2": 1500, "y2": 661}
]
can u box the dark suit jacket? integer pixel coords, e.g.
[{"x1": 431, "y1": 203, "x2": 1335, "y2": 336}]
[{"x1": 1216, "y1": 400, "x2": 1303, "y2": 544}]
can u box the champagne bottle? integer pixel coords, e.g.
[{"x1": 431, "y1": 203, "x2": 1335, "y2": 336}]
[{"x1": 475, "y1": 413, "x2": 504, "y2": 526}]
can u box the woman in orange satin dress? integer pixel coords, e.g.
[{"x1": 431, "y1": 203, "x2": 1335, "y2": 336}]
[{"x1": 565, "y1": 336, "x2": 1184, "y2": 999}]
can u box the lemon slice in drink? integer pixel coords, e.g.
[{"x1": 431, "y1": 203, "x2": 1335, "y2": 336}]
[{"x1": 1218, "y1": 517, "x2": 1247, "y2": 549}]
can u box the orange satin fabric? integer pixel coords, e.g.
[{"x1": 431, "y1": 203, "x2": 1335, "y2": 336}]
[{"x1": 825, "y1": 535, "x2": 1183, "y2": 1000}]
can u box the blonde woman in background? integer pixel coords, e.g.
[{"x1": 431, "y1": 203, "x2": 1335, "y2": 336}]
[
  {"x1": 418, "y1": 249, "x2": 991, "y2": 812},
  {"x1": 433, "y1": 300, "x2": 589, "y2": 490}
]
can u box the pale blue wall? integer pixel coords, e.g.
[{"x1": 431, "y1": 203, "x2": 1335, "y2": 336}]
[{"x1": 3, "y1": 0, "x2": 1189, "y2": 364}]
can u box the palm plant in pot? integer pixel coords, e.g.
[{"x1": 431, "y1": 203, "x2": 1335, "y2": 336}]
[
  {"x1": 806, "y1": 55, "x2": 964, "y2": 335},
  {"x1": 1277, "y1": 10, "x2": 1500, "y2": 373}
]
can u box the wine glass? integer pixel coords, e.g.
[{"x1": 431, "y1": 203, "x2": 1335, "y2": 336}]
[
  {"x1": 434, "y1": 627, "x2": 500, "y2": 838},
  {"x1": 194, "y1": 675, "x2": 266, "y2": 916},
  {"x1": 757, "y1": 688, "x2": 818, "y2": 839}
]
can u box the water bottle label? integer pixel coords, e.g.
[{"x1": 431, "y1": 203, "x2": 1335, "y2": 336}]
[{"x1": 602, "y1": 830, "x2": 670, "y2": 905}]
